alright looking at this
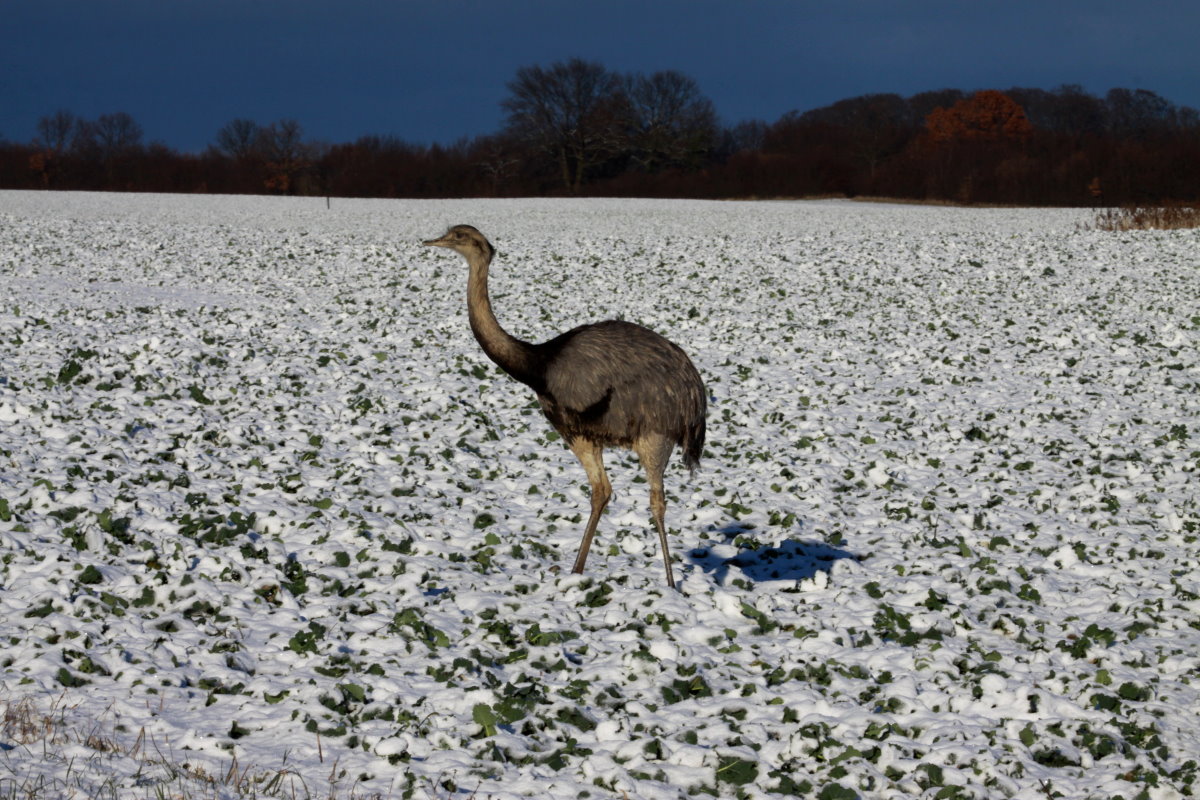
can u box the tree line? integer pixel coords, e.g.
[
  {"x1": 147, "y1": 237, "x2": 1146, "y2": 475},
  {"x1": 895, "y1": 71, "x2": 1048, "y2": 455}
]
[{"x1": 2, "y1": 58, "x2": 1198, "y2": 205}]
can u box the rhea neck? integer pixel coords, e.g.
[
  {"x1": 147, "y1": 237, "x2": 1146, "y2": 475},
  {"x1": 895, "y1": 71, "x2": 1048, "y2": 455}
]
[{"x1": 463, "y1": 244, "x2": 540, "y2": 386}]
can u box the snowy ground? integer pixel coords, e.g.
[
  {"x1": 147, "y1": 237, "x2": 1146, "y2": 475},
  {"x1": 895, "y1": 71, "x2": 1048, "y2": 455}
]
[{"x1": 0, "y1": 191, "x2": 1198, "y2": 799}]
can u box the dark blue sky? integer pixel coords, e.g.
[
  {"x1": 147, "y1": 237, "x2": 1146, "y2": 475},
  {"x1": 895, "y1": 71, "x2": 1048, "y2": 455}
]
[{"x1": 5, "y1": 0, "x2": 1198, "y2": 153}]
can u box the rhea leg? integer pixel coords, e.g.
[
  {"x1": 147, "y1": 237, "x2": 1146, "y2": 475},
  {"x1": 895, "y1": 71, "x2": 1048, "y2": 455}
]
[
  {"x1": 635, "y1": 434, "x2": 678, "y2": 589},
  {"x1": 568, "y1": 438, "x2": 611, "y2": 575}
]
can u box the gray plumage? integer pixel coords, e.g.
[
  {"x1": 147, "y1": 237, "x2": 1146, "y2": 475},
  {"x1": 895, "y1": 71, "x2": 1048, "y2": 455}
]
[{"x1": 423, "y1": 224, "x2": 706, "y2": 588}]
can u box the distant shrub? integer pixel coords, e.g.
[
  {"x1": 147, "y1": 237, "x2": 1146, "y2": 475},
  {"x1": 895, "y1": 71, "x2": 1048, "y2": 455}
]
[{"x1": 1091, "y1": 203, "x2": 1200, "y2": 231}]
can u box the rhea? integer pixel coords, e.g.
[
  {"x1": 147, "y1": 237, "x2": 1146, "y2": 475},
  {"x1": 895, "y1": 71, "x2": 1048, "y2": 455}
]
[{"x1": 423, "y1": 225, "x2": 706, "y2": 589}]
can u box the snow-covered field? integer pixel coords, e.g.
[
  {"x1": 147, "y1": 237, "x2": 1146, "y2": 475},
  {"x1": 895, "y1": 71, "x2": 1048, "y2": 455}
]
[{"x1": 1, "y1": 190, "x2": 1198, "y2": 799}]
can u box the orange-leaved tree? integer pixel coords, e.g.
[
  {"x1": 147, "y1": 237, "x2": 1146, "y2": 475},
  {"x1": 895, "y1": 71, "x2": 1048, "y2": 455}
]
[{"x1": 926, "y1": 90, "x2": 1033, "y2": 143}]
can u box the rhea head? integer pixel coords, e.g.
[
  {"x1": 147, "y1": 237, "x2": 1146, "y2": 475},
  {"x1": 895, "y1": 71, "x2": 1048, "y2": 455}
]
[{"x1": 422, "y1": 224, "x2": 494, "y2": 261}]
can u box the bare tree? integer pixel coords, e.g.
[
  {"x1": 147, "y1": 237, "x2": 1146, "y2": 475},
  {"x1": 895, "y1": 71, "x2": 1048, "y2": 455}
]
[
  {"x1": 801, "y1": 93, "x2": 910, "y2": 180},
  {"x1": 502, "y1": 58, "x2": 624, "y2": 192},
  {"x1": 36, "y1": 110, "x2": 79, "y2": 152},
  {"x1": 255, "y1": 119, "x2": 311, "y2": 193},
  {"x1": 91, "y1": 112, "x2": 144, "y2": 159},
  {"x1": 1050, "y1": 85, "x2": 1106, "y2": 135},
  {"x1": 256, "y1": 119, "x2": 306, "y2": 162},
  {"x1": 30, "y1": 110, "x2": 81, "y2": 188},
  {"x1": 717, "y1": 119, "x2": 767, "y2": 159},
  {"x1": 1106, "y1": 88, "x2": 1177, "y2": 139},
  {"x1": 622, "y1": 70, "x2": 717, "y2": 172},
  {"x1": 214, "y1": 118, "x2": 261, "y2": 160},
  {"x1": 471, "y1": 133, "x2": 522, "y2": 196},
  {"x1": 56, "y1": 112, "x2": 144, "y2": 187}
]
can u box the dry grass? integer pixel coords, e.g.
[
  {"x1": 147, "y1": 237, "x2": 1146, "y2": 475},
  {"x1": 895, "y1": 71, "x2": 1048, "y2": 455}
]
[
  {"x1": 1, "y1": 697, "x2": 64, "y2": 747},
  {"x1": 1090, "y1": 203, "x2": 1200, "y2": 231},
  {"x1": 0, "y1": 696, "x2": 396, "y2": 800}
]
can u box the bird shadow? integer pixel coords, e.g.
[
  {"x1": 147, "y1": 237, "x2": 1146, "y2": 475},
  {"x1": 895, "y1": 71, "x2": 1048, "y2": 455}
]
[{"x1": 687, "y1": 523, "x2": 861, "y2": 586}]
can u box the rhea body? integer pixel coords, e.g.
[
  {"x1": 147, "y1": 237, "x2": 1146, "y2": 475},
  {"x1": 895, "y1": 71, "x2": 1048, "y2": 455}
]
[{"x1": 423, "y1": 225, "x2": 706, "y2": 588}]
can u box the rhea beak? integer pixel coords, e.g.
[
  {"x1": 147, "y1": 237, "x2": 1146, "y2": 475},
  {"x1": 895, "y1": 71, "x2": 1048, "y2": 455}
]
[{"x1": 422, "y1": 234, "x2": 451, "y2": 248}]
